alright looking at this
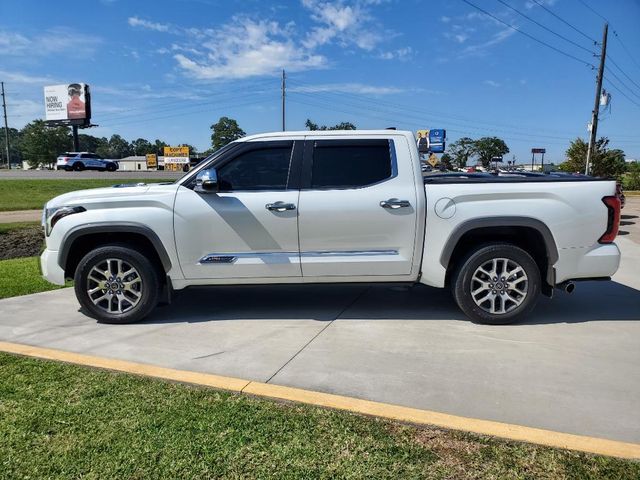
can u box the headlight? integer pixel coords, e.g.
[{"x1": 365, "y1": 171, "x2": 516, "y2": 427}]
[{"x1": 44, "y1": 206, "x2": 86, "y2": 236}]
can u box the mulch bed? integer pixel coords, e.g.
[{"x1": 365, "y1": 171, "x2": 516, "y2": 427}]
[{"x1": 0, "y1": 225, "x2": 44, "y2": 260}]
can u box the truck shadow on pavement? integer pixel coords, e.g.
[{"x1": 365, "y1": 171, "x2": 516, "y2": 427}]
[{"x1": 142, "y1": 280, "x2": 640, "y2": 326}]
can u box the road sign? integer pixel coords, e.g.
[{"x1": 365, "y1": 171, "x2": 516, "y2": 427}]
[
  {"x1": 428, "y1": 153, "x2": 439, "y2": 167},
  {"x1": 531, "y1": 148, "x2": 546, "y2": 154},
  {"x1": 145, "y1": 153, "x2": 157, "y2": 169}
]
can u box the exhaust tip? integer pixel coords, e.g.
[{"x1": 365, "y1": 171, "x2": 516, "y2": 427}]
[{"x1": 564, "y1": 282, "x2": 575, "y2": 294}]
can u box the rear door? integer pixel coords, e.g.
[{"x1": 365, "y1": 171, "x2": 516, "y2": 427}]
[{"x1": 297, "y1": 136, "x2": 419, "y2": 278}]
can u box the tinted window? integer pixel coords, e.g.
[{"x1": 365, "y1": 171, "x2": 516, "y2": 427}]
[
  {"x1": 311, "y1": 141, "x2": 392, "y2": 189},
  {"x1": 218, "y1": 147, "x2": 292, "y2": 191}
]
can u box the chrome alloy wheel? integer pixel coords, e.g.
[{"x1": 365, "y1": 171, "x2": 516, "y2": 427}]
[
  {"x1": 470, "y1": 257, "x2": 528, "y2": 315},
  {"x1": 86, "y1": 258, "x2": 143, "y2": 314}
]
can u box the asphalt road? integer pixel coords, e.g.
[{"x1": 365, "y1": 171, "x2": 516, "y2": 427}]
[
  {"x1": 0, "y1": 170, "x2": 184, "y2": 180},
  {"x1": 0, "y1": 219, "x2": 638, "y2": 444}
]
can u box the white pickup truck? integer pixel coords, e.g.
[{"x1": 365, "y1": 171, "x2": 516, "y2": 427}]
[{"x1": 41, "y1": 130, "x2": 622, "y2": 325}]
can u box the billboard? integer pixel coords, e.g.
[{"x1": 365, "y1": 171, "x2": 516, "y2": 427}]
[
  {"x1": 163, "y1": 146, "x2": 190, "y2": 170},
  {"x1": 146, "y1": 153, "x2": 157, "y2": 169},
  {"x1": 416, "y1": 129, "x2": 446, "y2": 153},
  {"x1": 44, "y1": 83, "x2": 91, "y2": 124}
]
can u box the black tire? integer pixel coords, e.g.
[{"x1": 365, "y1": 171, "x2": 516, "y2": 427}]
[
  {"x1": 106, "y1": 163, "x2": 117, "y2": 172},
  {"x1": 451, "y1": 243, "x2": 540, "y2": 325},
  {"x1": 73, "y1": 162, "x2": 85, "y2": 171},
  {"x1": 74, "y1": 245, "x2": 160, "y2": 324}
]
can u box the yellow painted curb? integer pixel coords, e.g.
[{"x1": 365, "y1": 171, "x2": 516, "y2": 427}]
[
  {"x1": 0, "y1": 341, "x2": 250, "y2": 392},
  {"x1": 1, "y1": 340, "x2": 639, "y2": 460}
]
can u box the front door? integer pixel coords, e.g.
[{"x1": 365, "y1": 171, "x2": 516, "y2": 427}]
[
  {"x1": 297, "y1": 137, "x2": 419, "y2": 278},
  {"x1": 174, "y1": 141, "x2": 302, "y2": 280}
]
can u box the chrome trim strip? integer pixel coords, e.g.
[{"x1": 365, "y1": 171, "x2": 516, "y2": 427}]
[
  {"x1": 301, "y1": 249, "x2": 399, "y2": 257},
  {"x1": 198, "y1": 250, "x2": 399, "y2": 265}
]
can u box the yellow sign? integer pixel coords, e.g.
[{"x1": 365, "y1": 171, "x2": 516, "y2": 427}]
[
  {"x1": 163, "y1": 146, "x2": 189, "y2": 156},
  {"x1": 428, "y1": 153, "x2": 439, "y2": 167},
  {"x1": 145, "y1": 153, "x2": 157, "y2": 169}
]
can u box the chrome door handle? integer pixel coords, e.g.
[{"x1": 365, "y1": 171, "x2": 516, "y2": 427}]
[
  {"x1": 380, "y1": 198, "x2": 410, "y2": 209},
  {"x1": 266, "y1": 201, "x2": 296, "y2": 212}
]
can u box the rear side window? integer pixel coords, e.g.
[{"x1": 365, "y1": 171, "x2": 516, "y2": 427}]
[
  {"x1": 217, "y1": 146, "x2": 292, "y2": 191},
  {"x1": 311, "y1": 140, "x2": 393, "y2": 189}
]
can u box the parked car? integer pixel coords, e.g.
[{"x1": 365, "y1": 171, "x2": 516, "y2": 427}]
[
  {"x1": 56, "y1": 152, "x2": 118, "y2": 172},
  {"x1": 41, "y1": 130, "x2": 621, "y2": 325}
]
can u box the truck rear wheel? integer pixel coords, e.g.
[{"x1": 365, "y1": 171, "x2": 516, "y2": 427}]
[
  {"x1": 73, "y1": 245, "x2": 160, "y2": 324},
  {"x1": 452, "y1": 244, "x2": 540, "y2": 325}
]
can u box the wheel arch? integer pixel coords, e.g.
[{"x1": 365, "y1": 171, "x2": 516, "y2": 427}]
[
  {"x1": 59, "y1": 222, "x2": 172, "y2": 280},
  {"x1": 441, "y1": 217, "x2": 558, "y2": 289}
]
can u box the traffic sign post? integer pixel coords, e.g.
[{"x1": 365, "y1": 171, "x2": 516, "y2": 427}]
[{"x1": 531, "y1": 148, "x2": 546, "y2": 172}]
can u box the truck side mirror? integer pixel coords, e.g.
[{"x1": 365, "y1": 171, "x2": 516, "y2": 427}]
[{"x1": 194, "y1": 169, "x2": 218, "y2": 194}]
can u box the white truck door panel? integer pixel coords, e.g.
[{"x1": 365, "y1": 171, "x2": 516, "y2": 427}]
[
  {"x1": 298, "y1": 137, "x2": 418, "y2": 277},
  {"x1": 173, "y1": 141, "x2": 301, "y2": 279}
]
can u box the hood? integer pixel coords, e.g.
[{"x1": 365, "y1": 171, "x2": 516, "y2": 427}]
[{"x1": 45, "y1": 182, "x2": 173, "y2": 209}]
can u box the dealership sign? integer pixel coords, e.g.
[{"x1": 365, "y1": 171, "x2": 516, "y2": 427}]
[{"x1": 44, "y1": 83, "x2": 91, "y2": 125}]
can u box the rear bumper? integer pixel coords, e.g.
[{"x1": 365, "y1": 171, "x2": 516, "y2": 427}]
[
  {"x1": 555, "y1": 243, "x2": 621, "y2": 284},
  {"x1": 40, "y1": 249, "x2": 66, "y2": 285}
]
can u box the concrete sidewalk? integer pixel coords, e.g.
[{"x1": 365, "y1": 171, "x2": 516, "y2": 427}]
[
  {"x1": 0, "y1": 210, "x2": 41, "y2": 223},
  {"x1": 0, "y1": 237, "x2": 639, "y2": 445}
]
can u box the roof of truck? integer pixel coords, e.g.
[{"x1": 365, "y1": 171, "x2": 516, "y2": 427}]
[{"x1": 241, "y1": 130, "x2": 413, "y2": 141}]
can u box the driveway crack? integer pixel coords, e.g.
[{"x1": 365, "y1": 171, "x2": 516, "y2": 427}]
[{"x1": 265, "y1": 286, "x2": 370, "y2": 384}]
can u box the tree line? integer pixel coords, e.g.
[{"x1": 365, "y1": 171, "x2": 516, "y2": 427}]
[{"x1": 0, "y1": 117, "x2": 633, "y2": 183}]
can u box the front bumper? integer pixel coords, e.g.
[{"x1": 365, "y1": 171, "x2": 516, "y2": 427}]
[{"x1": 40, "y1": 249, "x2": 66, "y2": 285}]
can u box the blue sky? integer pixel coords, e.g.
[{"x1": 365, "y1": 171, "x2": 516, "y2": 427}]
[{"x1": 1, "y1": 0, "x2": 639, "y2": 162}]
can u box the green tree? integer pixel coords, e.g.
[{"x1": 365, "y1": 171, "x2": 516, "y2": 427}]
[
  {"x1": 473, "y1": 137, "x2": 509, "y2": 168},
  {"x1": 20, "y1": 120, "x2": 72, "y2": 168},
  {"x1": 154, "y1": 139, "x2": 168, "y2": 156},
  {"x1": 560, "y1": 137, "x2": 626, "y2": 178},
  {"x1": 211, "y1": 117, "x2": 245, "y2": 150},
  {"x1": 107, "y1": 134, "x2": 133, "y2": 159},
  {"x1": 440, "y1": 152, "x2": 454, "y2": 170},
  {"x1": 78, "y1": 134, "x2": 108, "y2": 154},
  {"x1": 0, "y1": 127, "x2": 22, "y2": 166},
  {"x1": 448, "y1": 137, "x2": 475, "y2": 169},
  {"x1": 625, "y1": 161, "x2": 640, "y2": 190},
  {"x1": 131, "y1": 138, "x2": 155, "y2": 156},
  {"x1": 305, "y1": 119, "x2": 356, "y2": 130}
]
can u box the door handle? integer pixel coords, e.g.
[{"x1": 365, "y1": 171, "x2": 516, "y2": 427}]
[
  {"x1": 266, "y1": 201, "x2": 296, "y2": 212},
  {"x1": 380, "y1": 198, "x2": 410, "y2": 209}
]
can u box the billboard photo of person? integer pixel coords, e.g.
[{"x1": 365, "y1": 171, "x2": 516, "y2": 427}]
[{"x1": 66, "y1": 83, "x2": 85, "y2": 120}]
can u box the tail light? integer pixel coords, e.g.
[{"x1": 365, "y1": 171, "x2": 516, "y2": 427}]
[{"x1": 599, "y1": 195, "x2": 621, "y2": 244}]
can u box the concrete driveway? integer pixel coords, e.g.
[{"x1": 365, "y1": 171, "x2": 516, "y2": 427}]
[{"x1": 1, "y1": 228, "x2": 639, "y2": 445}]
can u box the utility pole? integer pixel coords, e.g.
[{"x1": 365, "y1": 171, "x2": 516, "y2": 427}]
[
  {"x1": 1, "y1": 82, "x2": 10, "y2": 168},
  {"x1": 585, "y1": 22, "x2": 608, "y2": 176},
  {"x1": 281, "y1": 69, "x2": 286, "y2": 131}
]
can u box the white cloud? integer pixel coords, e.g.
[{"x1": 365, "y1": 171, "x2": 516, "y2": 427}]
[
  {"x1": 0, "y1": 70, "x2": 55, "y2": 85},
  {"x1": 440, "y1": 16, "x2": 451, "y2": 23},
  {"x1": 378, "y1": 46, "x2": 412, "y2": 61},
  {"x1": 0, "y1": 27, "x2": 101, "y2": 57},
  {"x1": 454, "y1": 34, "x2": 468, "y2": 44},
  {"x1": 302, "y1": 0, "x2": 384, "y2": 51},
  {"x1": 461, "y1": 28, "x2": 516, "y2": 56},
  {"x1": 173, "y1": 17, "x2": 326, "y2": 80},
  {"x1": 128, "y1": 16, "x2": 170, "y2": 32},
  {"x1": 290, "y1": 82, "x2": 405, "y2": 95},
  {"x1": 483, "y1": 80, "x2": 501, "y2": 87}
]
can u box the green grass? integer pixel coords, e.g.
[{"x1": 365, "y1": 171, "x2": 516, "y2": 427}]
[
  {"x1": 0, "y1": 256, "x2": 68, "y2": 299},
  {"x1": 0, "y1": 354, "x2": 638, "y2": 479},
  {"x1": 0, "y1": 179, "x2": 164, "y2": 211}
]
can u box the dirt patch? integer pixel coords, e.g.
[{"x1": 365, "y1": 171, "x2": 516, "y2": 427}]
[{"x1": 0, "y1": 225, "x2": 44, "y2": 260}]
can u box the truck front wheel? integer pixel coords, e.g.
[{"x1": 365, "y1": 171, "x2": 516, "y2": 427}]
[
  {"x1": 452, "y1": 244, "x2": 540, "y2": 325},
  {"x1": 74, "y1": 245, "x2": 160, "y2": 324}
]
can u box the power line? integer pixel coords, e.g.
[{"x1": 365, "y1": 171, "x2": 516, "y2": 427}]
[
  {"x1": 495, "y1": 0, "x2": 595, "y2": 54},
  {"x1": 575, "y1": 0, "x2": 609, "y2": 23},
  {"x1": 612, "y1": 30, "x2": 640, "y2": 73},
  {"x1": 603, "y1": 66, "x2": 640, "y2": 101},
  {"x1": 531, "y1": 0, "x2": 598, "y2": 44},
  {"x1": 460, "y1": 0, "x2": 595, "y2": 68},
  {"x1": 604, "y1": 75, "x2": 640, "y2": 109},
  {"x1": 607, "y1": 55, "x2": 640, "y2": 91}
]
